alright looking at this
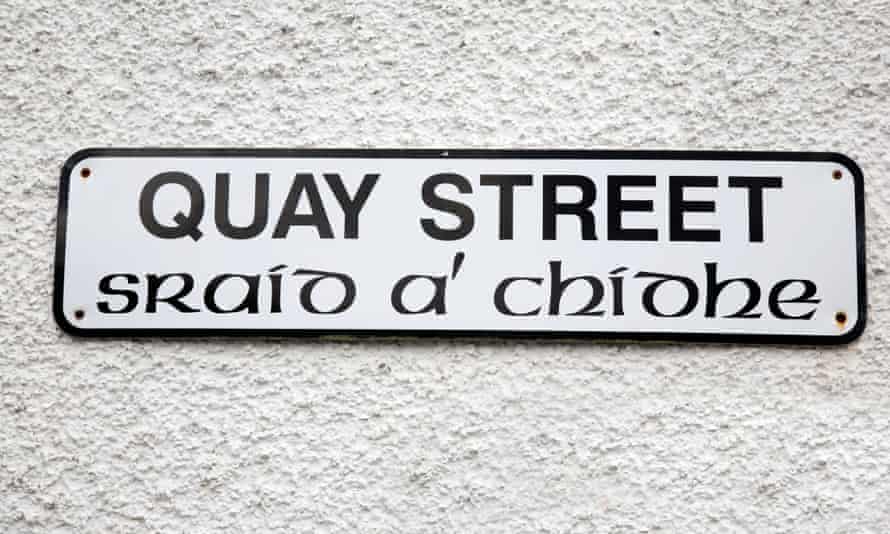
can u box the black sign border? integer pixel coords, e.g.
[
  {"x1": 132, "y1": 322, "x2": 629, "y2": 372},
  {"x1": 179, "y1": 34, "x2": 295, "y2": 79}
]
[{"x1": 54, "y1": 148, "x2": 867, "y2": 344}]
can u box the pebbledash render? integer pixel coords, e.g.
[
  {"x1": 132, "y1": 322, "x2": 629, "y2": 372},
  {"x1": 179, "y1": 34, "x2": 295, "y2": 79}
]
[{"x1": 2, "y1": 1, "x2": 888, "y2": 532}]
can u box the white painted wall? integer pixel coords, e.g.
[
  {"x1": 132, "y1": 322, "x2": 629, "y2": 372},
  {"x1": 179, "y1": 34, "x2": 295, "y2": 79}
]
[{"x1": 2, "y1": 1, "x2": 888, "y2": 532}]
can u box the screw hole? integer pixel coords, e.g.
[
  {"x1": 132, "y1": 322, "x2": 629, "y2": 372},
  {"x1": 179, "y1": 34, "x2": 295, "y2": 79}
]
[
  {"x1": 80, "y1": 167, "x2": 91, "y2": 179},
  {"x1": 74, "y1": 309, "x2": 85, "y2": 320},
  {"x1": 832, "y1": 169, "x2": 842, "y2": 181},
  {"x1": 835, "y1": 311, "x2": 847, "y2": 326}
]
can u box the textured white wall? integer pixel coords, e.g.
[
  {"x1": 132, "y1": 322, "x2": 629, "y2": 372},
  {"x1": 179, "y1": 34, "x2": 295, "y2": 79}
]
[{"x1": 2, "y1": 1, "x2": 889, "y2": 532}]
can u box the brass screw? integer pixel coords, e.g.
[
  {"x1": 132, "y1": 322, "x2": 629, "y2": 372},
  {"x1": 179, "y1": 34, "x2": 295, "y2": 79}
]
[
  {"x1": 832, "y1": 169, "x2": 842, "y2": 181},
  {"x1": 74, "y1": 309, "x2": 85, "y2": 320},
  {"x1": 80, "y1": 167, "x2": 91, "y2": 179}
]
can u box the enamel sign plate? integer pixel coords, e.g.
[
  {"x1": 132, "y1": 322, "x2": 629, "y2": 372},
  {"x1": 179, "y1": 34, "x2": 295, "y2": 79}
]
[{"x1": 53, "y1": 149, "x2": 866, "y2": 343}]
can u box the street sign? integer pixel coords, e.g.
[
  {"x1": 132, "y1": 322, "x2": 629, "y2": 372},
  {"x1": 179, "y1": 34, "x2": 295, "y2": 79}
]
[{"x1": 54, "y1": 149, "x2": 866, "y2": 343}]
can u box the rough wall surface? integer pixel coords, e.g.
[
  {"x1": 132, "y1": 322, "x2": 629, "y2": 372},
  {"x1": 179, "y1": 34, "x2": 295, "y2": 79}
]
[{"x1": 1, "y1": 1, "x2": 889, "y2": 532}]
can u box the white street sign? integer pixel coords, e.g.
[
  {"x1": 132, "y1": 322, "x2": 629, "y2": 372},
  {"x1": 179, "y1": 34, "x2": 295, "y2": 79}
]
[{"x1": 54, "y1": 149, "x2": 866, "y2": 343}]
